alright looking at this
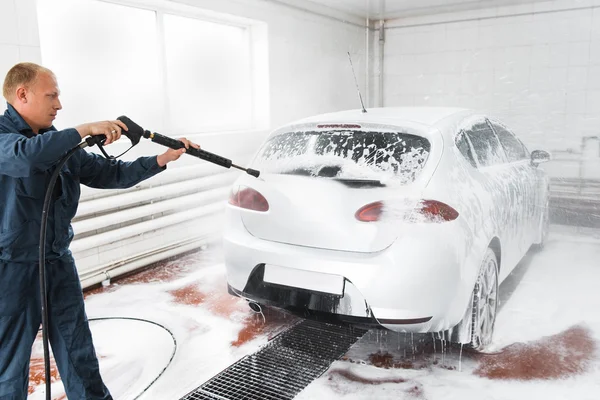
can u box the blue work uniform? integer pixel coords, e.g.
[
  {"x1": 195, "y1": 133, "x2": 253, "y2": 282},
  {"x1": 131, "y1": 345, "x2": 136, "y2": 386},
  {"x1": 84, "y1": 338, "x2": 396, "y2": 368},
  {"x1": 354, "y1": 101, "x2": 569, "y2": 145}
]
[{"x1": 0, "y1": 104, "x2": 165, "y2": 399}]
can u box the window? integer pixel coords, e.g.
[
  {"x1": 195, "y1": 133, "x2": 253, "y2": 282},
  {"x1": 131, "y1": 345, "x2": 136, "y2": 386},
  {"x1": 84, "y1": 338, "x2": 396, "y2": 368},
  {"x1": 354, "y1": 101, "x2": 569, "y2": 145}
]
[
  {"x1": 465, "y1": 121, "x2": 507, "y2": 167},
  {"x1": 37, "y1": 0, "x2": 255, "y2": 134},
  {"x1": 456, "y1": 131, "x2": 477, "y2": 168},
  {"x1": 490, "y1": 122, "x2": 529, "y2": 162},
  {"x1": 254, "y1": 130, "x2": 431, "y2": 184},
  {"x1": 37, "y1": 0, "x2": 162, "y2": 130},
  {"x1": 163, "y1": 14, "x2": 252, "y2": 133}
]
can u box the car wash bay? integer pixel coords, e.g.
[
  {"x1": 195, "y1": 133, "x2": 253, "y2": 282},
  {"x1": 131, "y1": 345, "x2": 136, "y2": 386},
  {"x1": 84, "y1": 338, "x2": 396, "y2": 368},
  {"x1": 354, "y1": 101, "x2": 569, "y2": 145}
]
[
  {"x1": 1, "y1": 0, "x2": 599, "y2": 399},
  {"x1": 26, "y1": 228, "x2": 600, "y2": 399}
]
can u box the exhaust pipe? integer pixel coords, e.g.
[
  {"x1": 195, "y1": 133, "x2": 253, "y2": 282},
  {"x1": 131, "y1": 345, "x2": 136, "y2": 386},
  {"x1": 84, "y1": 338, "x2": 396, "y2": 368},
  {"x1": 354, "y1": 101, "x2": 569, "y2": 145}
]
[
  {"x1": 248, "y1": 301, "x2": 266, "y2": 323},
  {"x1": 249, "y1": 301, "x2": 262, "y2": 313}
]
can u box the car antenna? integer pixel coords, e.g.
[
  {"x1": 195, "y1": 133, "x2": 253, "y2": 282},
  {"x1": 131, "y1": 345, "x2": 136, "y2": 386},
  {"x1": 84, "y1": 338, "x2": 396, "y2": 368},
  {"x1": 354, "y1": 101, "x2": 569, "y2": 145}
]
[{"x1": 347, "y1": 51, "x2": 367, "y2": 113}]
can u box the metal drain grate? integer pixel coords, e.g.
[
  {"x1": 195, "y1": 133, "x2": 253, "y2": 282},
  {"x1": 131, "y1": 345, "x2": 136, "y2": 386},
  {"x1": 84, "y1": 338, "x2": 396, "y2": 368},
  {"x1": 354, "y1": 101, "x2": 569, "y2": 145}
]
[{"x1": 180, "y1": 319, "x2": 368, "y2": 400}]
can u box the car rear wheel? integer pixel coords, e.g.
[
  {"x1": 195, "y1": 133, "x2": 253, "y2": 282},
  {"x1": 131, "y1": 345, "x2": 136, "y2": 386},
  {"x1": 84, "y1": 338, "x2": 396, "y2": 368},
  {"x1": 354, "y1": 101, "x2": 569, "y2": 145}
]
[{"x1": 469, "y1": 248, "x2": 499, "y2": 351}]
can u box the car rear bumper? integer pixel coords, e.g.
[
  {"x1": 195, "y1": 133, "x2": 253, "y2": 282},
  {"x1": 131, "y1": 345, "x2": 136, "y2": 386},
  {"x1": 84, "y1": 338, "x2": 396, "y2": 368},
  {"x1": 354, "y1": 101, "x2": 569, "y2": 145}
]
[
  {"x1": 223, "y1": 210, "x2": 472, "y2": 333},
  {"x1": 227, "y1": 281, "x2": 433, "y2": 331}
]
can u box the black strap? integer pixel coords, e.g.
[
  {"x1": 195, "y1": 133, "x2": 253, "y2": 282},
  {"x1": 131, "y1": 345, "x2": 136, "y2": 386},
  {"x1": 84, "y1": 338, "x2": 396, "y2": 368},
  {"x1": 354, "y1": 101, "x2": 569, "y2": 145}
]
[{"x1": 96, "y1": 141, "x2": 136, "y2": 160}]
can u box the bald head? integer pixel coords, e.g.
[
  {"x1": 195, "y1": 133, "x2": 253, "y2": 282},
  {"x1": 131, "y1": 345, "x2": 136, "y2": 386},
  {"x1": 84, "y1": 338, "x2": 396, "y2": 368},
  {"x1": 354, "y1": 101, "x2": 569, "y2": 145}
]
[
  {"x1": 3, "y1": 62, "x2": 56, "y2": 103},
  {"x1": 2, "y1": 62, "x2": 62, "y2": 133}
]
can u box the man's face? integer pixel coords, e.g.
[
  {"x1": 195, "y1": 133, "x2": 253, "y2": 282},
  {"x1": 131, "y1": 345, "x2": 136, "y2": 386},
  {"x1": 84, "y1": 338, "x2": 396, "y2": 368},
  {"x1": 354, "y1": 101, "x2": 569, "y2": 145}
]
[{"x1": 20, "y1": 72, "x2": 62, "y2": 133}]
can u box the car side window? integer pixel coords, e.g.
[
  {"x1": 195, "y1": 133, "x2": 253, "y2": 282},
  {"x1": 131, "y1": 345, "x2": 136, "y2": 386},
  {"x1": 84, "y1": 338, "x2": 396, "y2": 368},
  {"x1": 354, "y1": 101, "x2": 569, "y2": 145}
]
[
  {"x1": 490, "y1": 122, "x2": 529, "y2": 162},
  {"x1": 456, "y1": 131, "x2": 477, "y2": 168},
  {"x1": 465, "y1": 121, "x2": 507, "y2": 167}
]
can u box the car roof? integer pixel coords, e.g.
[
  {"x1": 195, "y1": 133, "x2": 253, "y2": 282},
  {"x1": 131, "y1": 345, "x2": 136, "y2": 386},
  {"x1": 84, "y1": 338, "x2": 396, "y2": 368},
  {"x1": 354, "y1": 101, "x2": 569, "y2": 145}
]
[{"x1": 290, "y1": 107, "x2": 476, "y2": 129}]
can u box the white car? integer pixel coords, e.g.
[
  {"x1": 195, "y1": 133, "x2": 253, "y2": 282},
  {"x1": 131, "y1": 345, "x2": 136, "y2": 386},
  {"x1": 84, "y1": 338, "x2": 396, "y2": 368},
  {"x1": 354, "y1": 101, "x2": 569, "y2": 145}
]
[{"x1": 223, "y1": 107, "x2": 550, "y2": 350}]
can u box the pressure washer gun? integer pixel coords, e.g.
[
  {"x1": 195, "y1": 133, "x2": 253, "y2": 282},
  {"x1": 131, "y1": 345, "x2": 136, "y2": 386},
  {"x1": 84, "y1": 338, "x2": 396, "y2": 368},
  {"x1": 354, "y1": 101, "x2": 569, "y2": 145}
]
[{"x1": 84, "y1": 115, "x2": 260, "y2": 178}]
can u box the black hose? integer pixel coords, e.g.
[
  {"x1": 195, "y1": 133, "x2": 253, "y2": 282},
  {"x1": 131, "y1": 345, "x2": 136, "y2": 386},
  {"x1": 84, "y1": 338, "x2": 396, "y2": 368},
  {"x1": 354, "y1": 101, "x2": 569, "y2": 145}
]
[
  {"x1": 87, "y1": 317, "x2": 178, "y2": 400},
  {"x1": 35, "y1": 316, "x2": 178, "y2": 400},
  {"x1": 39, "y1": 138, "x2": 177, "y2": 400},
  {"x1": 40, "y1": 145, "x2": 82, "y2": 400}
]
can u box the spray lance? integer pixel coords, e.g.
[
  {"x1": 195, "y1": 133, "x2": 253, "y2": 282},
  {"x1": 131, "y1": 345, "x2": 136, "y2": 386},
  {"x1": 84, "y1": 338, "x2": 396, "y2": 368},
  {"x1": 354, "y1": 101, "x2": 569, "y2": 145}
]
[
  {"x1": 88, "y1": 116, "x2": 261, "y2": 177},
  {"x1": 39, "y1": 116, "x2": 259, "y2": 400}
]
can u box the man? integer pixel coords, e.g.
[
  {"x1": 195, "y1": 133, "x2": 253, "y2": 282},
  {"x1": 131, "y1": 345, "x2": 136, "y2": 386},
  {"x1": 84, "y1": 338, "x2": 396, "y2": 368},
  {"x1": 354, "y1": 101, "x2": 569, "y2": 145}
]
[{"x1": 0, "y1": 62, "x2": 199, "y2": 399}]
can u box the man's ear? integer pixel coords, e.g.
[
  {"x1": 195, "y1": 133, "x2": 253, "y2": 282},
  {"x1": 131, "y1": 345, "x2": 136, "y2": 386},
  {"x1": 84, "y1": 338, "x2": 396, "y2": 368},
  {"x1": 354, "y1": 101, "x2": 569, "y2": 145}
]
[{"x1": 15, "y1": 86, "x2": 28, "y2": 104}]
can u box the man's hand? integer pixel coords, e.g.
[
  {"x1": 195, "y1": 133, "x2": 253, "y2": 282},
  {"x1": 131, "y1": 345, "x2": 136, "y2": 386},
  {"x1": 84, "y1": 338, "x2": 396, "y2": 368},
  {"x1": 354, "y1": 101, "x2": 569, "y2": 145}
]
[
  {"x1": 157, "y1": 137, "x2": 200, "y2": 167},
  {"x1": 75, "y1": 120, "x2": 128, "y2": 145}
]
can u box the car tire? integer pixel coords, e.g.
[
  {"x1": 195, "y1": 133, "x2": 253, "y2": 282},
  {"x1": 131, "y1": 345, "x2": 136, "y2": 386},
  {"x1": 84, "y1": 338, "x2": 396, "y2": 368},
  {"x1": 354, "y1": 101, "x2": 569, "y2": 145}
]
[{"x1": 469, "y1": 248, "x2": 499, "y2": 351}]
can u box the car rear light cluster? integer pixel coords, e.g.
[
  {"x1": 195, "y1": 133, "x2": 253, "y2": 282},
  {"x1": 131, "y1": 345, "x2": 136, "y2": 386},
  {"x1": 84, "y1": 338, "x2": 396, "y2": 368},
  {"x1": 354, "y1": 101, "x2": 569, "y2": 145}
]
[
  {"x1": 355, "y1": 200, "x2": 459, "y2": 223},
  {"x1": 228, "y1": 187, "x2": 269, "y2": 212},
  {"x1": 355, "y1": 201, "x2": 384, "y2": 222},
  {"x1": 419, "y1": 200, "x2": 459, "y2": 222}
]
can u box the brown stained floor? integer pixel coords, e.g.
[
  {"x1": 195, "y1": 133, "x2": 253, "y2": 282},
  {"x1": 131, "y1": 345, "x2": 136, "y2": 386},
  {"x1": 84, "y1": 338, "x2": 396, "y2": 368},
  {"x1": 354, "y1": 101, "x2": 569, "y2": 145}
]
[
  {"x1": 31, "y1": 249, "x2": 217, "y2": 395},
  {"x1": 328, "y1": 368, "x2": 407, "y2": 384},
  {"x1": 231, "y1": 307, "x2": 298, "y2": 347},
  {"x1": 167, "y1": 279, "x2": 244, "y2": 318},
  {"x1": 168, "y1": 283, "x2": 208, "y2": 307},
  {"x1": 28, "y1": 356, "x2": 59, "y2": 395},
  {"x1": 28, "y1": 330, "x2": 62, "y2": 397},
  {"x1": 325, "y1": 325, "x2": 596, "y2": 400},
  {"x1": 475, "y1": 325, "x2": 597, "y2": 380},
  {"x1": 117, "y1": 251, "x2": 208, "y2": 285},
  {"x1": 167, "y1": 279, "x2": 298, "y2": 346},
  {"x1": 28, "y1": 333, "x2": 109, "y2": 397},
  {"x1": 326, "y1": 369, "x2": 426, "y2": 399},
  {"x1": 367, "y1": 351, "x2": 431, "y2": 370},
  {"x1": 32, "y1": 243, "x2": 598, "y2": 396},
  {"x1": 344, "y1": 350, "x2": 446, "y2": 372},
  {"x1": 29, "y1": 288, "x2": 597, "y2": 396},
  {"x1": 344, "y1": 331, "x2": 456, "y2": 372},
  {"x1": 345, "y1": 324, "x2": 597, "y2": 382},
  {"x1": 84, "y1": 250, "x2": 210, "y2": 299}
]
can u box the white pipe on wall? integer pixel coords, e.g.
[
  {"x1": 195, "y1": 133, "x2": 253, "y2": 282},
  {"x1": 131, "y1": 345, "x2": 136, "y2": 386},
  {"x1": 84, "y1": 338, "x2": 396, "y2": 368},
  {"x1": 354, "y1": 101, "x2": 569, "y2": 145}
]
[
  {"x1": 76, "y1": 172, "x2": 235, "y2": 217},
  {"x1": 378, "y1": 19, "x2": 385, "y2": 107},
  {"x1": 72, "y1": 187, "x2": 229, "y2": 235},
  {"x1": 365, "y1": 17, "x2": 370, "y2": 108},
  {"x1": 79, "y1": 234, "x2": 218, "y2": 289},
  {"x1": 70, "y1": 202, "x2": 225, "y2": 253},
  {"x1": 79, "y1": 162, "x2": 227, "y2": 202}
]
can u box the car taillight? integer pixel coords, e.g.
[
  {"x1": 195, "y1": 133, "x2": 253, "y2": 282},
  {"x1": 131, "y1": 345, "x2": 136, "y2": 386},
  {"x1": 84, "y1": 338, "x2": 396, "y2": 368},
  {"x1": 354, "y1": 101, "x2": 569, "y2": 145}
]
[
  {"x1": 355, "y1": 200, "x2": 459, "y2": 222},
  {"x1": 355, "y1": 201, "x2": 384, "y2": 222},
  {"x1": 418, "y1": 200, "x2": 459, "y2": 222},
  {"x1": 228, "y1": 187, "x2": 269, "y2": 212}
]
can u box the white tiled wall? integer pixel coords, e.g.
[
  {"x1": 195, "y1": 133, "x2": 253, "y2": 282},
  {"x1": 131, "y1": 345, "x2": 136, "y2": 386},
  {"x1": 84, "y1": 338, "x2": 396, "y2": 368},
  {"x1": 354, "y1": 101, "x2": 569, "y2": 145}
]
[
  {"x1": 383, "y1": 0, "x2": 600, "y2": 177},
  {"x1": 0, "y1": 0, "x2": 42, "y2": 83}
]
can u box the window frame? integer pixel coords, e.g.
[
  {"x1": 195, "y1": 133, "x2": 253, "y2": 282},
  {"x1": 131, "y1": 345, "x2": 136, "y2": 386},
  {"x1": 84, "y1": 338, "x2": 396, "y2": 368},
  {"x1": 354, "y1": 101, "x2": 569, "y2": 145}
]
[
  {"x1": 456, "y1": 117, "x2": 509, "y2": 169},
  {"x1": 455, "y1": 129, "x2": 478, "y2": 169},
  {"x1": 487, "y1": 119, "x2": 531, "y2": 164}
]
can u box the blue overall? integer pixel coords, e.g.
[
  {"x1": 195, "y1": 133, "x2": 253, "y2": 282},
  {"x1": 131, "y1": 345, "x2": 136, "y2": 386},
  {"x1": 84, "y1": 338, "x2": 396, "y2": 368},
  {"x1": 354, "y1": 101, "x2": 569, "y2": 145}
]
[{"x1": 0, "y1": 104, "x2": 164, "y2": 399}]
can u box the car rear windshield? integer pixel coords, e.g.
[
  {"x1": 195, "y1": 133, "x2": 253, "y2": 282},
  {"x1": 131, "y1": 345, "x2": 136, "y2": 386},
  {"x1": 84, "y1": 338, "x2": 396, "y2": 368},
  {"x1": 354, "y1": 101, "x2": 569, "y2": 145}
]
[{"x1": 252, "y1": 130, "x2": 431, "y2": 184}]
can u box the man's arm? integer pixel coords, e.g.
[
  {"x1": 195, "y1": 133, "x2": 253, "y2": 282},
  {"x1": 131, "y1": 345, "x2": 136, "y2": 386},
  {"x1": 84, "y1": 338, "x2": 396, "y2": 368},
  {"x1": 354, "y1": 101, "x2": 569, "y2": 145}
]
[
  {"x1": 0, "y1": 129, "x2": 81, "y2": 177},
  {"x1": 78, "y1": 136, "x2": 199, "y2": 189},
  {"x1": 79, "y1": 151, "x2": 165, "y2": 189},
  {"x1": 0, "y1": 119, "x2": 128, "y2": 178}
]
